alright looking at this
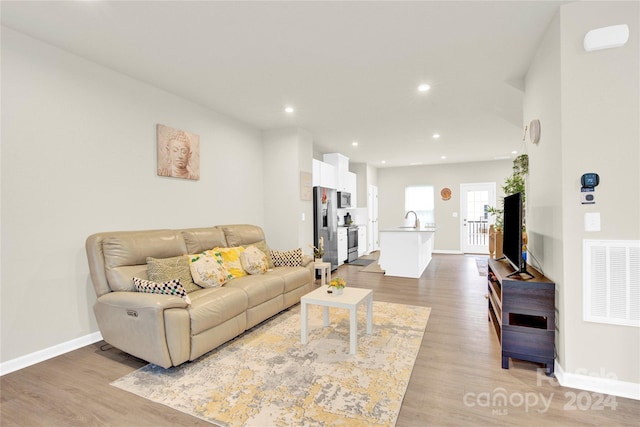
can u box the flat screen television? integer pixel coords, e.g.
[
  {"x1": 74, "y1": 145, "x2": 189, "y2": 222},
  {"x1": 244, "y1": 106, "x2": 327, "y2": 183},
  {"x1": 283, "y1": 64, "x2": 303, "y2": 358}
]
[{"x1": 500, "y1": 192, "x2": 533, "y2": 279}]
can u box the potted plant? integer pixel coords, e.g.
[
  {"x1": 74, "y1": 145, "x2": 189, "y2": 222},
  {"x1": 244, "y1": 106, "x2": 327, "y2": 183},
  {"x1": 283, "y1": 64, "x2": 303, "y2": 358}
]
[
  {"x1": 487, "y1": 154, "x2": 528, "y2": 258},
  {"x1": 328, "y1": 277, "x2": 346, "y2": 295},
  {"x1": 310, "y1": 236, "x2": 324, "y2": 262}
]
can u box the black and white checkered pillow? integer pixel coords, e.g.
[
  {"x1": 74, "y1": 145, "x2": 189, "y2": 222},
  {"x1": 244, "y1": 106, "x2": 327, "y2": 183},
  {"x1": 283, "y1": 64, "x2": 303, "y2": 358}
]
[
  {"x1": 133, "y1": 277, "x2": 191, "y2": 304},
  {"x1": 270, "y1": 248, "x2": 303, "y2": 267}
]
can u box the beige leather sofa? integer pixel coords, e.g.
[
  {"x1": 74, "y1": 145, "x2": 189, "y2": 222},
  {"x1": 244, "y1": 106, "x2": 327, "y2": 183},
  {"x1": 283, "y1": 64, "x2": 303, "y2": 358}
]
[{"x1": 86, "y1": 224, "x2": 313, "y2": 368}]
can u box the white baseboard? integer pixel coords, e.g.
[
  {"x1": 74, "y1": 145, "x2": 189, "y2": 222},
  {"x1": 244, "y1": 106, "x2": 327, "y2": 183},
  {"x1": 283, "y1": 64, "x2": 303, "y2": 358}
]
[
  {"x1": 0, "y1": 331, "x2": 103, "y2": 376},
  {"x1": 555, "y1": 360, "x2": 640, "y2": 400},
  {"x1": 433, "y1": 249, "x2": 464, "y2": 255}
]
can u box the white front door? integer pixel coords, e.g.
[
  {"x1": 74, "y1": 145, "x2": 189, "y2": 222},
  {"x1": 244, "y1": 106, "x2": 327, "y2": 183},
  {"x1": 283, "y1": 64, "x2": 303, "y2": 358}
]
[{"x1": 460, "y1": 183, "x2": 496, "y2": 254}]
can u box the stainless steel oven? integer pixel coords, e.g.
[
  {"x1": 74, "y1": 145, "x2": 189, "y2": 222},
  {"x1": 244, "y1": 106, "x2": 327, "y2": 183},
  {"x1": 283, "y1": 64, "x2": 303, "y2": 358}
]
[{"x1": 346, "y1": 226, "x2": 358, "y2": 263}]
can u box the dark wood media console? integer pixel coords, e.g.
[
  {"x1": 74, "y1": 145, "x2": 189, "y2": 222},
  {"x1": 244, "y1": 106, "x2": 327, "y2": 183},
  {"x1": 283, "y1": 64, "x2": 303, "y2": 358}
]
[{"x1": 487, "y1": 258, "x2": 556, "y2": 375}]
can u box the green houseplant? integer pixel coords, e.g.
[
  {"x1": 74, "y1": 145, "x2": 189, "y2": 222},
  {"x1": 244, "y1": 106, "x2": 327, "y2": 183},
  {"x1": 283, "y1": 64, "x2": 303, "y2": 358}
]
[{"x1": 488, "y1": 154, "x2": 528, "y2": 257}]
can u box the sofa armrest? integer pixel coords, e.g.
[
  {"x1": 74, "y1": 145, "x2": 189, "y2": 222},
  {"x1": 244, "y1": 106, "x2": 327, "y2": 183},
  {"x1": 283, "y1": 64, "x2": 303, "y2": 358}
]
[
  {"x1": 97, "y1": 291, "x2": 188, "y2": 310},
  {"x1": 94, "y1": 291, "x2": 189, "y2": 368}
]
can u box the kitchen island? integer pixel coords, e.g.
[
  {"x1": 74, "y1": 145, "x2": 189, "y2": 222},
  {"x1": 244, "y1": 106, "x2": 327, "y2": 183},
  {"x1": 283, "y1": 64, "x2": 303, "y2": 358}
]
[{"x1": 378, "y1": 227, "x2": 435, "y2": 278}]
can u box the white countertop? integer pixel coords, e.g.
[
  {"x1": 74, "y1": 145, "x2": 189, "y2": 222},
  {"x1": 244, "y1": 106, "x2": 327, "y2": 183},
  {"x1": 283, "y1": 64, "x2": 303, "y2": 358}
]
[{"x1": 380, "y1": 227, "x2": 436, "y2": 232}]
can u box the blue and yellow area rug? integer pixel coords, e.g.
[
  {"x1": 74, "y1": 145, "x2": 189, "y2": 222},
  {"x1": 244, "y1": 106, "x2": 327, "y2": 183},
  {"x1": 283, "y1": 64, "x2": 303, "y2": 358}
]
[{"x1": 111, "y1": 301, "x2": 431, "y2": 427}]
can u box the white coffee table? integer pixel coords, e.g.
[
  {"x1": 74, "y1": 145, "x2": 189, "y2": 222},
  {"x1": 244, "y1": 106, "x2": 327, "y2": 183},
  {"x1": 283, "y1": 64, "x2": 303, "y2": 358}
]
[{"x1": 301, "y1": 285, "x2": 373, "y2": 354}]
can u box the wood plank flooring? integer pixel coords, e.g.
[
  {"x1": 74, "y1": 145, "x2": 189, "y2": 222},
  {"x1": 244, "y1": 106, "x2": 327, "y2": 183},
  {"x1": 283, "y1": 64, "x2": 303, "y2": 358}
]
[{"x1": 2, "y1": 254, "x2": 639, "y2": 426}]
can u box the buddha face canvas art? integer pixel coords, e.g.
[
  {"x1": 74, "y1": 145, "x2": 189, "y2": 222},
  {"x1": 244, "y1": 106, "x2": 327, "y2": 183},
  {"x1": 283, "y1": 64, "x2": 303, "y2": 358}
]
[{"x1": 157, "y1": 124, "x2": 200, "y2": 180}]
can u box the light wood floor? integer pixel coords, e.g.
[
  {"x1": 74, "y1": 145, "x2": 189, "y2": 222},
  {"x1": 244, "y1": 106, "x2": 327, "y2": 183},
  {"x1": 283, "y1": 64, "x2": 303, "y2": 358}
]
[{"x1": 2, "y1": 254, "x2": 639, "y2": 426}]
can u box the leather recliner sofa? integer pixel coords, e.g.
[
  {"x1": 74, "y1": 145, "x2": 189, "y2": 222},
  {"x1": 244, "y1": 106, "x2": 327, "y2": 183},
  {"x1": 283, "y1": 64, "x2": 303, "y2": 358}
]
[{"x1": 86, "y1": 224, "x2": 313, "y2": 368}]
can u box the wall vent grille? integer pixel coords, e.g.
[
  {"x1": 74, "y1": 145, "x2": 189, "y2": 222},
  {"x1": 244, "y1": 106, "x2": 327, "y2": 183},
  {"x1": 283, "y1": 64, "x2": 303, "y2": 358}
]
[{"x1": 583, "y1": 240, "x2": 640, "y2": 327}]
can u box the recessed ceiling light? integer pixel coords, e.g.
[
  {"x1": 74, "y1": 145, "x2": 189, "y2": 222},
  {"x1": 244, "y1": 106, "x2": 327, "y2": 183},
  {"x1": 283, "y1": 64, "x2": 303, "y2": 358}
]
[
  {"x1": 284, "y1": 106, "x2": 295, "y2": 114},
  {"x1": 440, "y1": 155, "x2": 447, "y2": 160},
  {"x1": 512, "y1": 150, "x2": 518, "y2": 154},
  {"x1": 432, "y1": 133, "x2": 440, "y2": 139},
  {"x1": 381, "y1": 160, "x2": 386, "y2": 164},
  {"x1": 418, "y1": 84, "x2": 431, "y2": 92},
  {"x1": 352, "y1": 141, "x2": 358, "y2": 147}
]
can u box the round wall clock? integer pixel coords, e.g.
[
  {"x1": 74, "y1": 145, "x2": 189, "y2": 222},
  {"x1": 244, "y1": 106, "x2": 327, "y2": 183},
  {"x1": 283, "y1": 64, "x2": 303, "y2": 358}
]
[
  {"x1": 440, "y1": 187, "x2": 452, "y2": 201},
  {"x1": 529, "y1": 119, "x2": 541, "y2": 144}
]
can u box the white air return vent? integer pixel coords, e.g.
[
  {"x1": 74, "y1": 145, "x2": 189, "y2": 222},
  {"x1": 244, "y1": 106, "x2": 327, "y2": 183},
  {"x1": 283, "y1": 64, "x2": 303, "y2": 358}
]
[{"x1": 584, "y1": 240, "x2": 640, "y2": 327}]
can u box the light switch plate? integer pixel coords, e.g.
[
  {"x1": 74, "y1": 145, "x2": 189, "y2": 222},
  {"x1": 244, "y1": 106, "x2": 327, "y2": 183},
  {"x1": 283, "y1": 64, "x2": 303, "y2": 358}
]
[{"x1": 585, "y1": 212, "x2": 601, "y2": 232}]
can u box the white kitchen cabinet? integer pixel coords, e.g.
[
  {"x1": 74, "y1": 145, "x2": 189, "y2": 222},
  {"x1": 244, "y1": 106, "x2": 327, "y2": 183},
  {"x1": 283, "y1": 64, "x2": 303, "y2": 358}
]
[
  {"x1": 324, "y1": 153, "x2": 357, "y2": 204},
  {"x1": 312, "y1": 158, "x2": 337, "y2": 189},
  {"x1": 337, "y1": 227, "x2": 347, "y2": 266},
  {"x1": 358, "y1": 226, "x2": 367, "y2": 257}
]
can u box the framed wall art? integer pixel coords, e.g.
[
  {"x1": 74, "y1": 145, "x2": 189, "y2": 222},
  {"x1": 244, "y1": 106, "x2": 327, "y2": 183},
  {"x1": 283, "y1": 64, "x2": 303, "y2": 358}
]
[{"x1": 157, "y1": 124, "x2": 200, "y2": 180}]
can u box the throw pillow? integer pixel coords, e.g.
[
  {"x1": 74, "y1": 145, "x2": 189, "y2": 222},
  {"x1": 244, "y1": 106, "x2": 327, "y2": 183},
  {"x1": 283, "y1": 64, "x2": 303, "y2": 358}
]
[
  {"x1": 188, "y1": 252, "x2": 232, "y2": 288},
  {"x1": 270, "y1": 248, "x2": 303, "y2": 267},
  {"x1": 209, "y1": 247, "x2": 247, "y2": 278},
  {"x1": 133, "y1": 277, "x2": 191, "y2": 304},
  {"x1": 247, "y1": 240, "x2": 274, "y2": 269},
  {"x1": 146, "y1": 255, "x2": 201, "y2": 293},
  {"x1": 240, "y1": 245, "x2": 269, "y2": 275}
]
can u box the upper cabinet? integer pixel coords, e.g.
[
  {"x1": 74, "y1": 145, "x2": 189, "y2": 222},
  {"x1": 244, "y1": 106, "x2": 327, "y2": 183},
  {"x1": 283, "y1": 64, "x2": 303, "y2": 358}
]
[
  {"x1": 312, "y1": 158, "x2": 337, "y2": 189},
  {"x1": 323, "y1": 153, "x2": 357, "y2": 202}
]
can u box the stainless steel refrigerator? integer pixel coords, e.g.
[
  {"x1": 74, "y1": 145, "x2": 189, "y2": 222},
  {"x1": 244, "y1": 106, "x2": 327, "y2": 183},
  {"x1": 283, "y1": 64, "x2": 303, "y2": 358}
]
[{"x1": 313, "y1": 186, "x2": 338, "y2": 271}]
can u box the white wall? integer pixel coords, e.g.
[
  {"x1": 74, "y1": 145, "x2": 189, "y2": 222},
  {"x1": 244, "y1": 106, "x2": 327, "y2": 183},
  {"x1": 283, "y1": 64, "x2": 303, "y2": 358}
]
[
  {"x1": 262, "y1": 128, "x2": 314, "y2": 253},
  {"x1": 525, "y1": 1, "x2": 639, "y2": 386},
  {"x1": 1, "y1": 28, "x2": 265, "y2": 363},
  {"x1": 377, "y1": 160, "x2": 512, "y2": 252}
]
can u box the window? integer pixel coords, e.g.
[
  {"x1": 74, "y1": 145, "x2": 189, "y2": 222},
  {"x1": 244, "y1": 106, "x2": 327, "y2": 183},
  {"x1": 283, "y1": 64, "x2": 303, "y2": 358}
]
[{"x1": 405, "y1": 186, "x2": 435, "y2": 226}]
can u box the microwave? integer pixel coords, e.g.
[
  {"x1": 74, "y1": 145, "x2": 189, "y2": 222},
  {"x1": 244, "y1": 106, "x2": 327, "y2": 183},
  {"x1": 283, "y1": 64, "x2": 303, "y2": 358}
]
[{"x1": 337, "y1": 191, "x2": 351, "y2": 208}]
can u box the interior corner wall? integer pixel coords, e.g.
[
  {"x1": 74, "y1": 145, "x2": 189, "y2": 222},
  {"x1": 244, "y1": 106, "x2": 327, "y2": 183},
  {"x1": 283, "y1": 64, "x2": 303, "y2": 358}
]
[
  {"x1": 377, "y1": 160, "x2": 512, "y2": 252},
  {"x1": 558, "y1": 1, "x2": 640, "y2": 384},
  {"x1": 523, "y1": 11, "x2": 565, "y2": 369},
  {"x1": 0, "y1": 28, "x2": 265, "y2": 364},
  {"x1": 525, "y1": 1, "x2": 640, "y2": 385},
  {"x1": 262, "y1": 128, "x2": 314, "y2": 253}
]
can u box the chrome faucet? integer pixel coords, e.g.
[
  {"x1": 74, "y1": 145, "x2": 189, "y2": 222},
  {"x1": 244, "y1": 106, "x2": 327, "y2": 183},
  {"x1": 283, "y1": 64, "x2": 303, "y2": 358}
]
[{"x1": 405, "y1": 211, "x2": 420, "y2": 229}]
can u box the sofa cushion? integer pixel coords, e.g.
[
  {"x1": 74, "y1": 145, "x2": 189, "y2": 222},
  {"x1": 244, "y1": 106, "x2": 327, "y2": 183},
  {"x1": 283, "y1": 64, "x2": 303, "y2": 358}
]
[
  {"x1": 270, "y1": 248, "x2": 303, "y2": 267},
  {"x1": 133, "y1": 277, "x2": 191, "y2": 304},
  {"x1": 182, "y1": 227, "x2": 227, "y2": 254},
  {"x1": 209, "y1": 247, "x2": 247, "y2": 279},
  {"x1": 221, "y1": 224, "x2": 266, "y2": 247},
  {"x1": 240, "y1": 246, "x2": 268, "y2": 275},
  {"x1": 188, "y1": 252, "x2": 232, "y2": 288},
  {"x1": 224, "y1": 273, "x2": 284, "y2": 308},
  {"x1": 187, "y1": 287, "x2": 248, "y2": 335},
  {"x1": 147, "y1": 255, "x2": 201, "y2": 293},
  {"x1": 266, "y1": 267, "x2": 312, "y2": 293}
]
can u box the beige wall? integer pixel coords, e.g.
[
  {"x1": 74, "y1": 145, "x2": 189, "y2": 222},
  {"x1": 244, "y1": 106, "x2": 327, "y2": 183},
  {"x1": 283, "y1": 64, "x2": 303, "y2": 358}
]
[
  {"x1": 377, "y1": 160, "x2": 512, "y2": 252},
  {"x1": 525, "y1": 1, "x2": 639, "y2": 383},
  {"x1": 1, "y1": 28, "x2": 265, "y2": 363}
]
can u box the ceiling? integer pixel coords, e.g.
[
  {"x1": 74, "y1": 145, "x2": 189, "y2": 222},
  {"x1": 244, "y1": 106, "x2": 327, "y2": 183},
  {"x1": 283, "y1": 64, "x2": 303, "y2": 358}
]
[{"x1": 1, "y1": 1, "x2": 568, "y2": 167}]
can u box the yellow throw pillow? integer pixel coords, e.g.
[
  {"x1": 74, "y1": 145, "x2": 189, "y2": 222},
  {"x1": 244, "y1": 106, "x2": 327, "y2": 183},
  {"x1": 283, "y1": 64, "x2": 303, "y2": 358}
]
[{"x1": 209, "y1": 247, "x2": 247, "y2": 279}]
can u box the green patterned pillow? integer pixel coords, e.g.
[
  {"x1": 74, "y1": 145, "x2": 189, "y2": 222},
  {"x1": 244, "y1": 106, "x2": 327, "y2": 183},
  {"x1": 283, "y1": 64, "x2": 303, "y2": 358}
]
[
  {"x1": 146, "y1": 255, "x2": 201, "y2": 293},
  {"x1": 133, "y1": 277, "x2": 191, "y2": 304}
]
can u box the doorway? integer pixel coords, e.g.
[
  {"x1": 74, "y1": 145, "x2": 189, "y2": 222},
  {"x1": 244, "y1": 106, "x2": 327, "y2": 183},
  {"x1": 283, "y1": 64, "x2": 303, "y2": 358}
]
[{"x1": 460, "y1": 183, "x2": 496, "y2": 254}]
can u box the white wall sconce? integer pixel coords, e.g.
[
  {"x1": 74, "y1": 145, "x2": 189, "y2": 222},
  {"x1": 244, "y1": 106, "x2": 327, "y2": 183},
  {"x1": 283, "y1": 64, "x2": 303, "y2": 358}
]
[{"x1": 584, "y1": 24, "x2": 629, "y2": 52}]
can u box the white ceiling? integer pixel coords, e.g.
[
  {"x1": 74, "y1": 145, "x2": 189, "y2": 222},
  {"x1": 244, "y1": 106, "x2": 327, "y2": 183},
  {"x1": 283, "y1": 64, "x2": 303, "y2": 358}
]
[{"x1": 1, "y1": 0, "x2": 568, "y2": 167}]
